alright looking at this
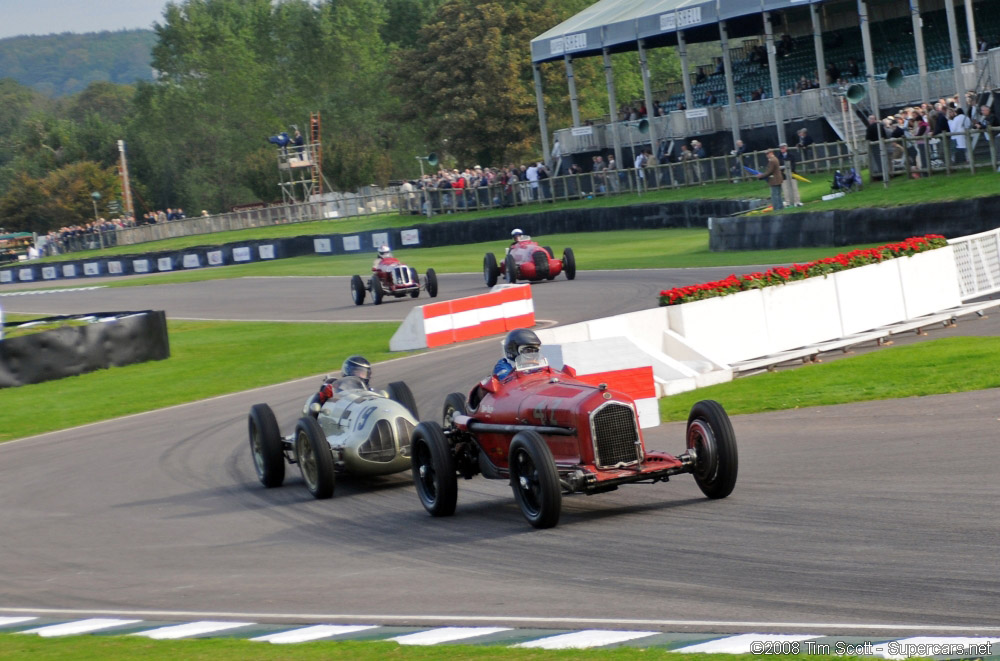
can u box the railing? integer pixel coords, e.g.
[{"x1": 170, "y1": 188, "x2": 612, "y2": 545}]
[
  {"x1": 866, "y1": 126, "x2": 1000, "y2": 180},
  {"x1": 949, "y1": 226, "x2": 1000, "y2": 301},
  {"x1": 555, "y1": 52, "x2": 1000, "y2": 156}
]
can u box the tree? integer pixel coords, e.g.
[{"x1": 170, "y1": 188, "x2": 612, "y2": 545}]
[{"x1": 395, "y1": 0, "x2": 565, "y2": 167}]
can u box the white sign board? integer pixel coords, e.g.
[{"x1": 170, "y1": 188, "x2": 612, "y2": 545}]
[
  {"x1": 157, "y1": 257, "x2": 173, "y2": 271},
  {"x1": 571, "y1": 126, "x2": 594, "y2": 136},
  {"x1": 1, "y1": 270, "x2": 12, "y2": 283},
  {"x1": 207, "y1": 250, "x2": 223, "y2": 266},
  {"x1": 401, "y1": 229, "x2": 420, "y2": 246},
  {"x1": 258, "y1": 244, "x2": 275, "y2": 260},
  {"x1": 314, "y1": 238, "x2": 332, "y2": 253},
  {"x1": 343, "y1": 236, "x2": 360, "y2": 251},
  {"x1": 183, "y1": 254, "x2": 201, "y2": 268},
  {"x1": 42, "y1": 266, "x2": 57, "y2": 280},
  {"x1": 108, "y1": 261, "x2": 123, "y2": 274},
  {"x1": 62, "y1": 264, "x2": 76, "y2": 278},
  {"x1": 661, "y1": 7, "x2": 702, "y2": 31},
  {"x1": 371, "y1": 232, "x2": 389, "y2": 249},
  {"x1": 133, "y1": 259, "x2": 149, "y2": 273},
  {"x1": 685, "y1": 107, "x2": 709, "y2": 119},
  {"x1": 84, "y1": 262, "x2": 100, "y2": 276},
  {"x1": 19, "y1": 269, "x2": 34, "y2": 281},
  {"x1": 232, "y1": 247, "x2": 251, "y2": 262}
]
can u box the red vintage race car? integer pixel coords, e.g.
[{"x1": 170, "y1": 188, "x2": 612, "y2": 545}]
[
  {"x1": 483, "y1": 235, "x2": 575, "y2": 287},
  {"x1": 409, "y1": 356, "x2": 738, "y2": 529},
  {"x1": 351, "y1": 256, "x2": 438, "y2": 305}
]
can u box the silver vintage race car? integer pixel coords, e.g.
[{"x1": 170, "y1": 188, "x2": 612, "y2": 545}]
[{"x1": 247, "y1": 356, "x2": 418, "y2": 499}]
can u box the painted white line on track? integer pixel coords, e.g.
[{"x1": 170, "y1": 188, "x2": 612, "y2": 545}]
[
  {"x1": 19, "y1": 618, "x2": 141, "y2": 637},
  {"x1": 250, "y1": 624, "x2": 379, "y2": 643},
  {"x1": 0, "y1": 319, "x2": 556, "y2": 448},
  {"x1": 516, "y1": 629, "x2": 658, "y2": 649},
  {"x1": 673, "y1": 633, "x2": 820, "y2": 654},
  {"x1": 3, "y1": 607, "x2": 1000, "y2": 633},
  {"x1": 133, "y1": 620, "x2": 254, "y2": 639},
  {"x1": 871, "y1": 636, "x2": 1000, "y2": 660},
  {"x1": 0, "y1": 617, "x2": 37, "y2": 627},
  {"x1": 391, "y1": 627, "x2": 511, "y2": 646}
]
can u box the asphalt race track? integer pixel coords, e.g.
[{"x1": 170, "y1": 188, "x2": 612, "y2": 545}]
[{"x1": 2, "y1": 270, "x2": 1000, "y2": 635}]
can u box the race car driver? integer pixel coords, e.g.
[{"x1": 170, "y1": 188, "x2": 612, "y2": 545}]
[
  {"x1": 372, "y1": 245, "x2": 393, "y2": 270},
  {"x1": 493, "y1": 328, "x2": 545, "y2": 380},
  {"x1": 318, "y1": 354, "x2": 373, "y2": 402}
]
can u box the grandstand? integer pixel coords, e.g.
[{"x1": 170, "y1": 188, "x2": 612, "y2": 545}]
[{"x1": 530, "y1": 0, "x2": 998, "y2": 167}]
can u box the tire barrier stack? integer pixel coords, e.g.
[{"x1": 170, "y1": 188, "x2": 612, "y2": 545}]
[
  {"x1": 710, "y1": 195, "x2": 1000, "y2": 251},
  {"x1": 1, "y1": 199, "x2": 754, "y2": 285},
  {"x1": 1, "y1": 310, "x2": 170, "y2": 388},
  {"x1": 390, "y1": 284, "x2": 534, "y2": 351}
]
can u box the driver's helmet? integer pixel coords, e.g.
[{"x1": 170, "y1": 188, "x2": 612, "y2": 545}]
[
  {"x1": 510, "y1": 228, "x2": 524, "y2": 240},
  {"x1": 377, "y1": 245, "x2": 392, "y2": 258},
  {"x1": 342, "y1": 355, "x2": 372, "y2": 386},
  {"x1": 503, "y1": 328, "x2": 547, "y2": 372}
]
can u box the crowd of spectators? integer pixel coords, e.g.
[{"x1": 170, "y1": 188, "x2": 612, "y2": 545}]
[
  {"x1": 399, "y1": 163, "x2": 554, "y2": 214},
  {"x1": 40, "y1": 207, "x2": 192, "y2": 255}
]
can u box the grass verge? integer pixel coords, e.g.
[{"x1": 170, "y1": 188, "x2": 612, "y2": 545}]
[
  {"x1": 26, "y1": 168, "x2": 999, "y2": 266},
  {"x1": 6, "y1": 228, "x2": 890, "y2": 290},
  {"x1": 0, "y1": 634, "x2": 876, "y2": 660},
  {"x1": 0, "y1": 319, "x2": 404, "y2": 443},
  {"x1": 659, "y1": 336, "x2": 1000, "y2": 422}
]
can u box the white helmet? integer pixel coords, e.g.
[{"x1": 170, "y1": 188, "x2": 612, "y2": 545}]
[
  {"x1": 511, "y1": 228, "x2": 523, "y2": 238},
  {"x1": 377, "y1": 245, "x2": 392, "y2": 257}
]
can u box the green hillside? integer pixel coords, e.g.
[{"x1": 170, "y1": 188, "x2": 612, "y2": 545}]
[{"x1": 0, "y1": 30, "x2": 156, "y2": 96}]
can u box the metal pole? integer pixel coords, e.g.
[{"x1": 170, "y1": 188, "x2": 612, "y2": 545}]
[
  {"x1": 764, "y1": 11, "x2": 786, "y2": 145},
  {"x1": 565, "y1": 54, "x2": 581, "y2": 127},
  {"x1": 944, "y1": 0, "x2": 966, "y2": 111},
  {"x1": 964, "y1": 0, "x2": 978, "y2": 67},
  {"x1": 810, "y1": 4, "x2": 827, "y2": 90},
  {"x1": 532, "y1": 63, "x2": 551, "y2": 165},
  {"x1": 602, "y1": 47, "x2": 624, "y2": 174},
  {"x1": 637, "y1": 39, "x2": 660, "y2": 156},
  {"x1": 677, "y1": 29, "x2": 694, "y2": 111},
  {"x1": 910, "y1": 0, "x2": 930, "y2": 103},
  {"x1": 859, "y1": 0, "x2": 889, "y2": 187},
  {"x1": 720, "y1": 20, "x2": 740, "y2": 144}
]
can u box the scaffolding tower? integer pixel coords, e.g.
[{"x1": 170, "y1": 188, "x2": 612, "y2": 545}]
[{"x1": 276, "y1": 111, "x2": 332, "y2": 204}]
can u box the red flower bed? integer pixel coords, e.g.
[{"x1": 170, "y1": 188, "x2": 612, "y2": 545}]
[{"x1": 658, "y1": 235, "x2": 948, "y2": 306}]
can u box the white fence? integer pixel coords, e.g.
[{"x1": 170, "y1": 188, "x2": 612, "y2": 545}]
[{"x1": 950, "y1": 228, "x2": 1000, "y2": 301}]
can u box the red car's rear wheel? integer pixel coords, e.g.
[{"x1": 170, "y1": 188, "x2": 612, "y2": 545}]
[
  {"x1": 686, "y1": 400, "x2": 738, "y2": 499},
  {"x1": 509, "y1": 430, "x2": 561, "y2": 529}
]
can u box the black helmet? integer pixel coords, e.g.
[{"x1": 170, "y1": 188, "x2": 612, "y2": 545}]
[
  {"x1": 504, "y1": 328, "x2": 540, "y2": 361},
  {"x1": 342, "y1": 355, "x2": 372, "y2": 385}
]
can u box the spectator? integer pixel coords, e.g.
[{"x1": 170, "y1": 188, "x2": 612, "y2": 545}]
[
  {"x1": 634, "y1": 149, "x2": 648, "y2": 192},
  {"x1": 796, "y1": 128, "x2": 814, "y2": 172},
  {"x1": 777, "y1": 143, "x2": 801, "y2": 207},
  {"x1": 525, "y1": 162, "x2": 539, "y2": 200},
  {"x1": 691, "y1": 139, "x2": 707, "y2": 183},
  {"x1": 949, "y1": 107, "x2": 971, "y2": 164},
  {"x1": 730, "y1": 139, "x2": 747, "y2": 182},
  {"x1": 757, "y1": 149, "x2": 784, "y2": 210}
]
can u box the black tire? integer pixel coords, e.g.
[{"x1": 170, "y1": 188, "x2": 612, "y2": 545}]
[
  {"x1": 509, "y1": 430, "x2": 561, "y2": 529},
  {"x1": 425, "y1": 268, "x2": 438, "y2": 297},
  {"x1": 504, "y1": 253, "x2": 517, "y2": 284},
  {"x1": 295, "y1": 416, "x2": 335, "y2": 499},
  {"x1": 411, "y1": 421, "x2": 457, "y2": 517},
  {"x1": 370, "y1": 275, "x2": 383, "y2": 305},
  {"x1": 483, "y1": 253, "x2": 499, "y2": 287},
  {"x1": 248, "y1": 403, "x2": 284, "y2": 488},
  {"x1": 408, "y1": 268, "x2": 420, "y2": 298},
  {"x1": 387, "y1": 381, "x2": 419, "y2": 418},
  {"x1": 442, "y1": 392, "x2": 467, "y2": 431},
  {"x1": 687, "y1": 400, "x2": 738, "y2": 499},
  {"x1": 350, "y1": 274, "x2": 366, "y2": 305},
  {"x1": 562, "y1": 247, "x2": 576, "y2": 280}
]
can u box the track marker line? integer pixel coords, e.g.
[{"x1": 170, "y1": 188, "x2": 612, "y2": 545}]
[
  {"x1": 132, "y1": 620, "x2": 254, "y2": 639},
  {"x1": 19, "y1": 618, "x2": 141, "y2": 637},
  {"x1": 391, "y1": 627, "x2": 512, "y2": 646},
  {"x1": 673, "y1": 633, "x2": 820, "y2": 654},
  {"x1": 3, "y1": 607, "x2": 999, "y2": 633},
  {"x1": 250, "y1": 624, "x2": 379, "y2": 643},
  {"x1": 516, "y1": 629, "x2": 659, "y2": 649}
]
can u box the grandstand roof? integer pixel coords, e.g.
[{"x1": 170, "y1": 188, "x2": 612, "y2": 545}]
[{"x1": 530, "y1": 0, "x2": 822, "y2": 64}]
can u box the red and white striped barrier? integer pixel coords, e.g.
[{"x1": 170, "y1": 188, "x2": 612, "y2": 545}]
[
  {"x1": 390, "y1": 284, "x2": 534, "y2": 351},
  {"x1": 541, "y1": 338, "x2": 660, "y2": 428}
]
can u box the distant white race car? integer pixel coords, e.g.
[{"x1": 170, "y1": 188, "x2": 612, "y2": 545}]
[{"x1": 248, "y1": 376, "x2": 418, "y2": 499}]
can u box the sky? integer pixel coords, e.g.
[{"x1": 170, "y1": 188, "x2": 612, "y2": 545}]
[{"x1": 0, "y1": 0, "x2": 168, "y2": 40}]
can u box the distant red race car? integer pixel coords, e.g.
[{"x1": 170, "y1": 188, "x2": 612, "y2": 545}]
[
  {"x1": 409, "y1": 354, "x2": 738, "y2": 529},
  {"x1": 483, "y1": 235, "x2": 575, "y2": 287},
  {"x1": 351, "y1": 256, "x2": 438, "y2": 305}
]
